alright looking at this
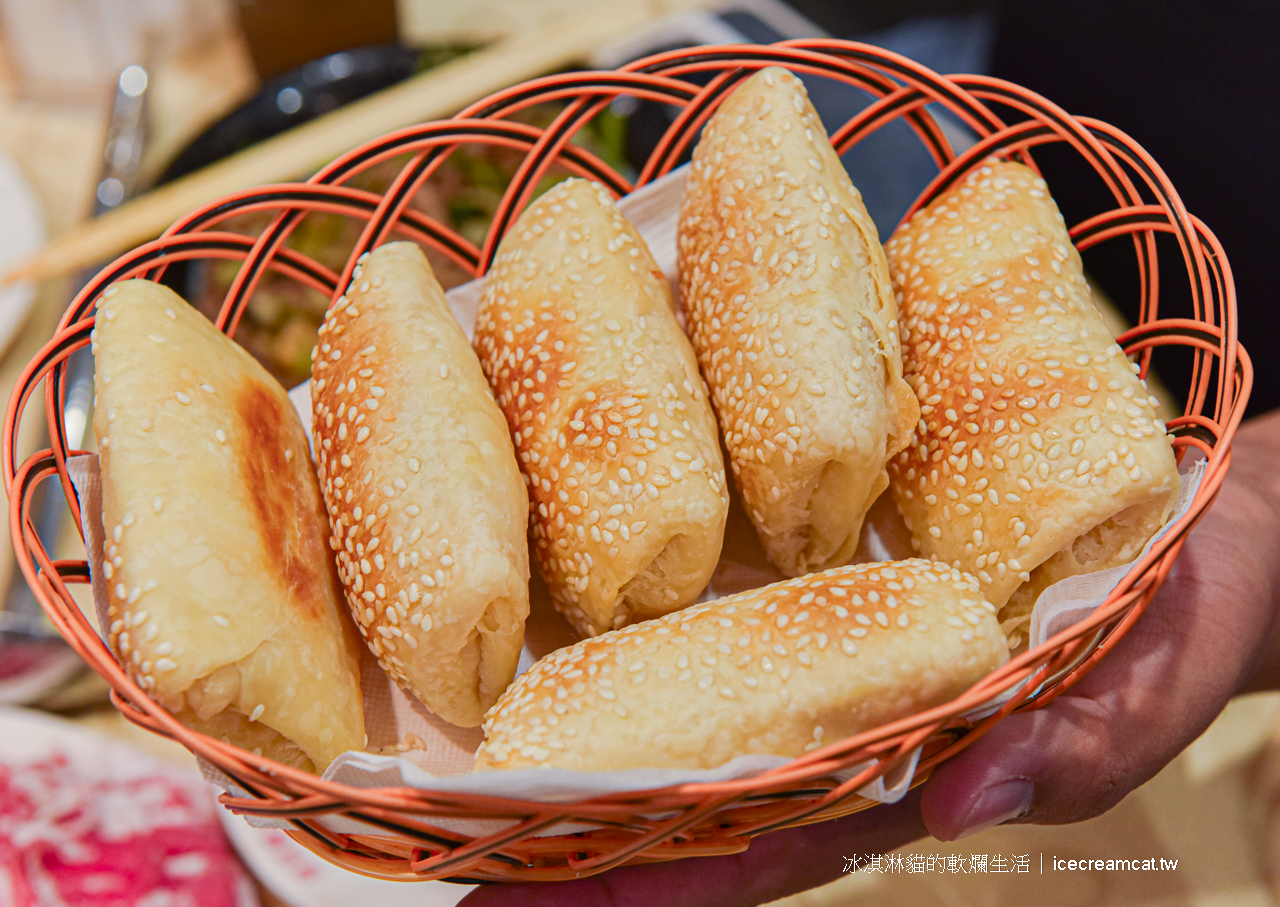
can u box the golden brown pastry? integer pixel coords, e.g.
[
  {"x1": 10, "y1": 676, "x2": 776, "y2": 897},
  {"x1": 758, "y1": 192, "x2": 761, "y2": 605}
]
[
  {"x1": 474, "y1": 178, "x2": 728, "y2": 638},
  {"x1": 677, "y1": 65, "x2": 919, "y2": 578},
  {"x1": 312, "y1": 242, "x2": 529, "y2": 727},
  {"x1": 886, "y1": 159, "x2": 1180, "y2": 642},
  {"x1": 474, "y1": 559, "x2": 1007, "y2": 771},
  {"x1": 92, "y1": 279, "x2": 365, "y2": 772}
]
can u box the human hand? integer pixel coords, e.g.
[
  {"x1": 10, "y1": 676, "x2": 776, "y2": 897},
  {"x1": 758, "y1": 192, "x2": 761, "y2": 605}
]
[{"x1": 456, "y1": 409, "x2": 1280, "y2": 906}]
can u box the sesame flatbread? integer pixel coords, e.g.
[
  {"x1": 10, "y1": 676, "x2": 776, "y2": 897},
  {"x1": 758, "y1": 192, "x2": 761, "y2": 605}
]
[
  {"x1": 677, "y1": 67, "x2": 919, "y2": 577},
  {"x1": 885, "y1": 159, "x2": 1180, "y2": 643},
  {"x1": 93, "y1": 279, "x2": 365, "y2": 772},
  {"x1": 311, "y1": 242, "x2": 530, "y2": 727},
  {"x1": 475, "y1": 179, "x2": 729, "y2": 638},
  {"x1": 476, "y1": 559, "x2": 1007, "y2": 771}
]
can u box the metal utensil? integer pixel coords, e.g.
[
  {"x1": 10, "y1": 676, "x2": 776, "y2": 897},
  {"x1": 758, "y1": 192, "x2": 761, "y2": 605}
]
[{"x1": 0, "y1": 65, "x2": 149, "y2": 706}]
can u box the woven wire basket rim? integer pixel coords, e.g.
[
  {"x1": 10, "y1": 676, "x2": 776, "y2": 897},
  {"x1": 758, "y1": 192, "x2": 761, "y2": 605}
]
[{"x1": 3, "y1": 38, "x2": 1250, "y2": 882}]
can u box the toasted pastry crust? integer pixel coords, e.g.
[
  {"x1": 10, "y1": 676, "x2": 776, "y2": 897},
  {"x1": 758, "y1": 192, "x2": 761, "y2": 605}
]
[
  {"x1": 678, "y1": 66, "x2": 919, "y2": 577},
  {"x1": 475, "y1": 179, "x2": 728, "y2": 637},
  {"x1": 93, "y1": 280, "x2": 365, "y2": 772},
  {"x1": 312, "y1": 242, "x2": 530, "y2": 727},
  {"x1": 885, "y1": 160, "x2": 1180, "y2": 640},
  {"x1": 475, "y1": 559, "x2": 1007, "y2": 771}
]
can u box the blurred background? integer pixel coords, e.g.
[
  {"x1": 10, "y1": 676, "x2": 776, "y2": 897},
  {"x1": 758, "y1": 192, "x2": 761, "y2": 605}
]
[{"x1": 0, "y1": 1, "x2": 1276, "y2": 905}]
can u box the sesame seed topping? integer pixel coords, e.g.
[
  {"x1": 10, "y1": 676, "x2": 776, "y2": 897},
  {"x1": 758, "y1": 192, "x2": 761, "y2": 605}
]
[
  {"x1": 474, "y1": 177, "x2": 727, "y2": 635},
  {"x1": 884, "y1": 158, "x2": 1178, "y2": 627},
  {"x1": 672, "y1": 65, "x2": 910, "y2": 578},
  {"x1": 476, "y1": 557, "x2": 1008, "y2": 770}
]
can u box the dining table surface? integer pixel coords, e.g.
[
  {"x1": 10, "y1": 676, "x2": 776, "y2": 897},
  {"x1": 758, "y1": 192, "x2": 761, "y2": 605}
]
[{"x1": 0, "y1": 2, "x2": 1277, "y2": 906}]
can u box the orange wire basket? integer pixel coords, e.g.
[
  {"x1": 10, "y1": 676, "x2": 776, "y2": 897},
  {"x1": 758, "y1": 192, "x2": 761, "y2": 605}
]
[{"x1": 3, "y1": 40, "x2": 1250, "y2": 883}]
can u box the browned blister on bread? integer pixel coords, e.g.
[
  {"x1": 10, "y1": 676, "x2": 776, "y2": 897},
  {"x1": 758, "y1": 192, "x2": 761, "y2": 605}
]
[
  {"x1": 475, "y1": 179, "x2": 728, "y2": 638},
  {"x1": 311, "y1": 242, "x2": 530, "y2": 727},
  {"x1": 474, "y1": 559, "x2": 1007, "y2": 771},
  {"x1": 885, "y1": 160, "x2": 1180, "y2": 642},
  {"x1": 678, "y1": 66, "x2": 919, "y2": 577},
  {"x1": 92, "y1": 280, "x2": 365, "y2": 772}
]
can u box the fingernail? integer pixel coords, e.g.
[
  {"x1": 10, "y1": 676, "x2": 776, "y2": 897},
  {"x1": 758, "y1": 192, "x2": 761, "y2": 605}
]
[{"x1": 954, "y1": 778, "x2": 1034, "y2": 839}]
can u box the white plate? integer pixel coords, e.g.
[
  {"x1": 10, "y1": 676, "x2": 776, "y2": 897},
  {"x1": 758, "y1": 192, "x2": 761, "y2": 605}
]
[
  {"x1": 0, "y1": 152, "x2": 44, "y2": 354},
  {"x1": 218, "y1": 810, "x2": 475, "y2": 907}
]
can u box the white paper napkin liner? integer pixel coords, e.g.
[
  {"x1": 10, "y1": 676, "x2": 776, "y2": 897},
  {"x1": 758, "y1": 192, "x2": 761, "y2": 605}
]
[
  {"x1": 208, "y1": 745, "x2": 921, "y2": 839},
  {"x1": 66, "y1": 160, "x2": 1205, "y2": 827},
  {"x1": 67, "y1": 454, "x2": 108, "y2": 631},
  {"x1": 66, "y1": 444, "x2": 926, "y2": 833}
]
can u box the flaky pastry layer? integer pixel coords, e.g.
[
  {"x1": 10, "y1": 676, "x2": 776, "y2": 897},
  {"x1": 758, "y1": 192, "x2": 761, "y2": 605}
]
[{"x1": 476, "y1": 559, "x2": 1006, "y2": 771}]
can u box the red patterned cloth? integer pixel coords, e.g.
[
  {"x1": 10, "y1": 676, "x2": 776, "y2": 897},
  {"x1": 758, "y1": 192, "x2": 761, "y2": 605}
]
[{"x1": 0, "y1": 717, "x2": 256, "y2": 907}]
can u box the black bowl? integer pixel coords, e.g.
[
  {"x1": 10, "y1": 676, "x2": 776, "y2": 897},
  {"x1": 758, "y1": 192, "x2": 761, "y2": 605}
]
[{"x1": 157, "y1": 43, "x2": 421, "y2": 184}]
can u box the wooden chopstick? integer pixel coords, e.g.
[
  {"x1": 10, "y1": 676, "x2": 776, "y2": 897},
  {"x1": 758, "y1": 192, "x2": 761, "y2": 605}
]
[{"x1": 3, "y1": 0, "x2": 703, "y2": 287}]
